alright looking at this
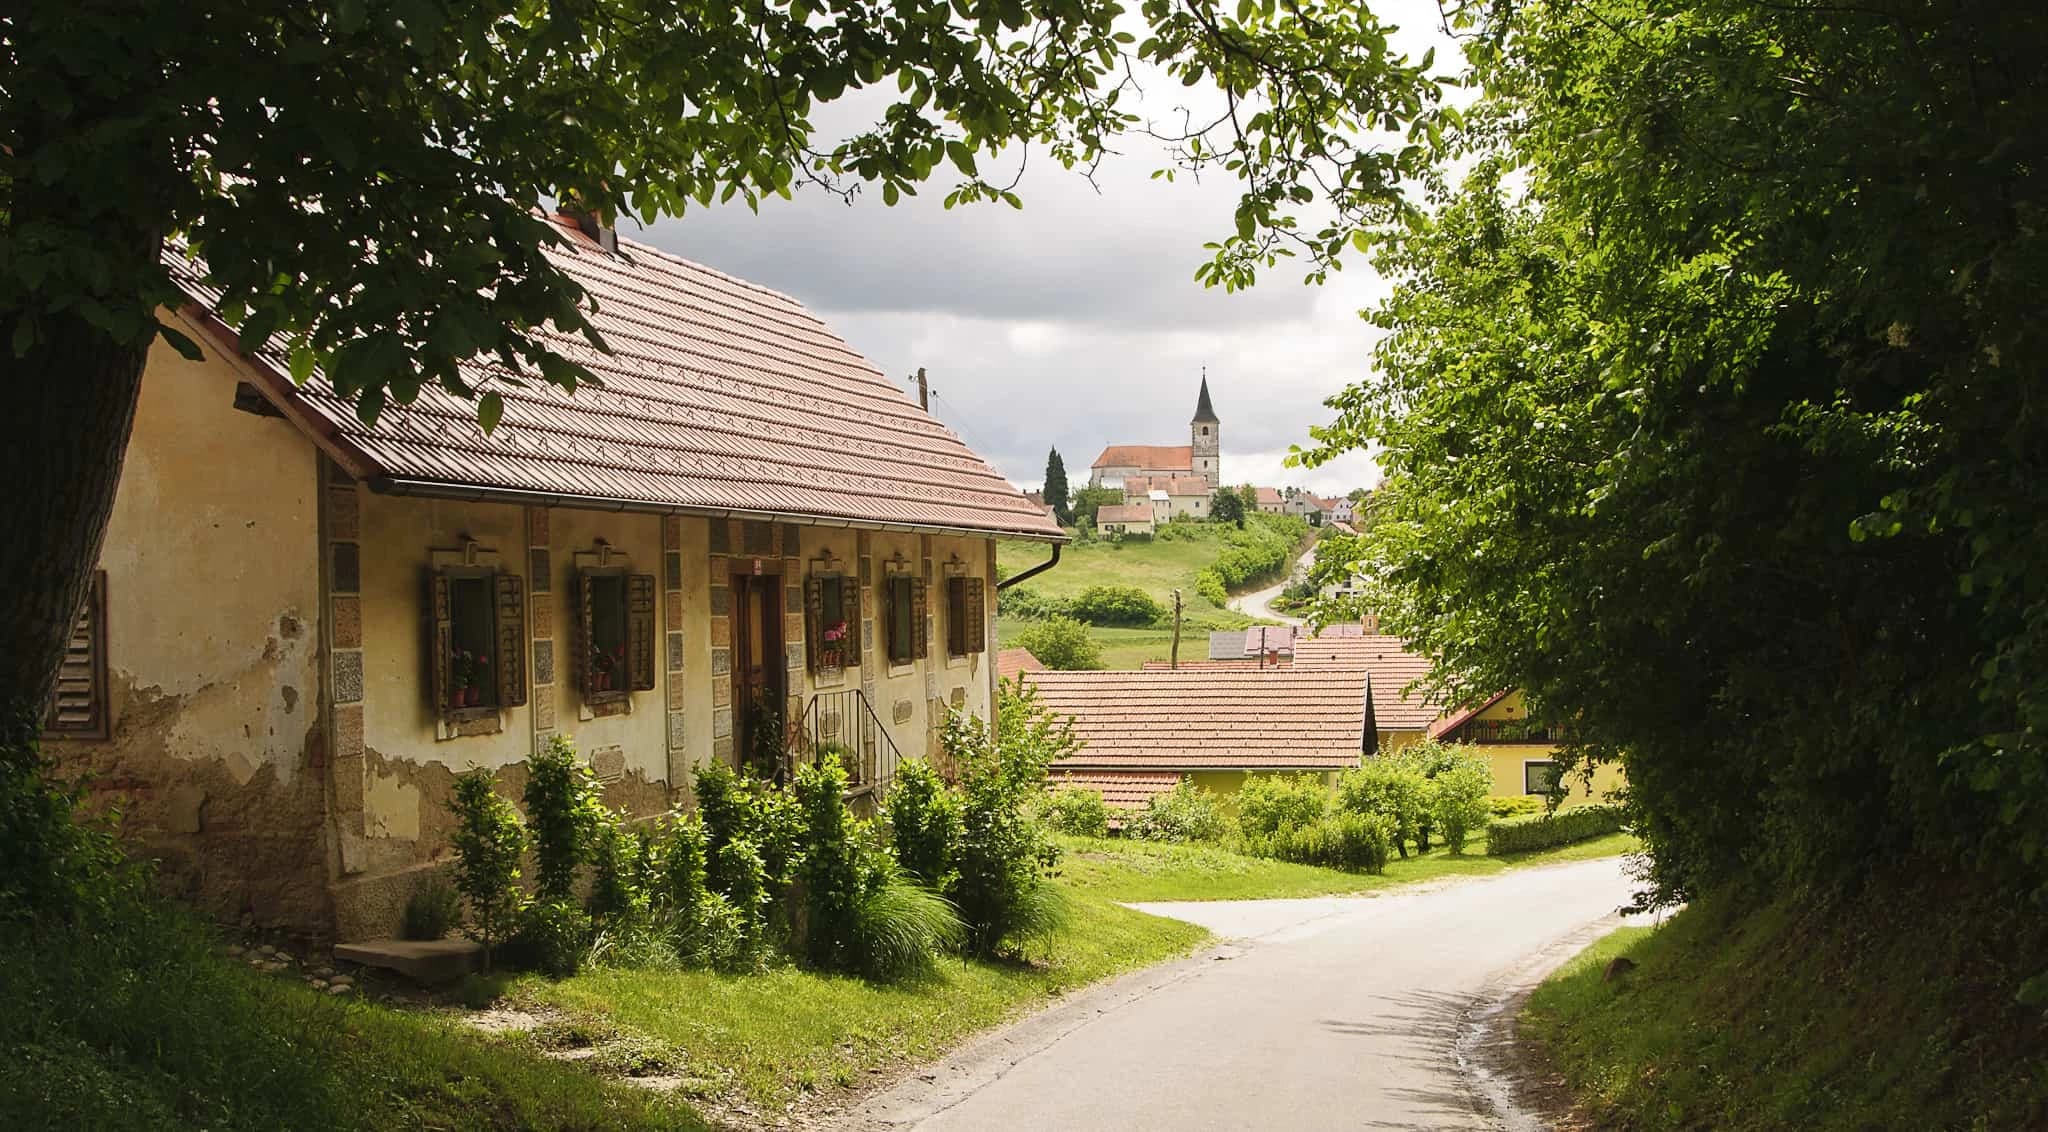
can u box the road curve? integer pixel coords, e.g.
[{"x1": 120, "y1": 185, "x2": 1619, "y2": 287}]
[{"x1": 834, "y1": 858, "x2": 1637, "y2": 1132}]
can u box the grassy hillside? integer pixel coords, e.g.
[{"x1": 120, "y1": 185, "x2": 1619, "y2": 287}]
[{"x1": 1523, "y1": 879, "x2": 2048, "y2": 1131}]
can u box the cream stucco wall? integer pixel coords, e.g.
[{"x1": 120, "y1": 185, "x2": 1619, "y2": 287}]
[
  {"x1": 1467, "y1": 692, "x2": 1625, "y2": 805},
  {"x1": 52, "y1": 317, "x2": 329, "y2": 930}
]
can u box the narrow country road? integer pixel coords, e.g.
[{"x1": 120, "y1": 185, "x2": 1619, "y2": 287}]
[
  {"x1": 1229, "y1": 576, "x2": 1304, "y2": 626},
  {"x1": 834, "y1": 858, "x2": 1637, "y2": 1132}
]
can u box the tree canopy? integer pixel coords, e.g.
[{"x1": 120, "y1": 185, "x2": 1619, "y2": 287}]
[
  {"x1": 1301, "y1": 0, "x2": 2048, "y2": 912},
  {"x1": 1042, "y1": 448, "x2": 1072, "y2": 526}
]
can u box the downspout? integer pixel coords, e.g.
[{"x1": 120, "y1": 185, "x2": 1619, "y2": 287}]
[{"x1": 996, "y1": 543, "x2": 1061, "y2": 591}]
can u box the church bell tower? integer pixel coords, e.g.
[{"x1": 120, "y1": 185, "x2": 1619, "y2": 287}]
[{"x1": 1191, "y1": 373, "x2": 1221, "y2": 489}]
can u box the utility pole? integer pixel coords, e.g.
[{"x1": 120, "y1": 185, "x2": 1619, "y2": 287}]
[
  {"x1": 911, "y1": 367, "x2": 930, "y2": 410},
  {"x1": 1170, "y1": 588, "x2": 1184, "y2": 670}
]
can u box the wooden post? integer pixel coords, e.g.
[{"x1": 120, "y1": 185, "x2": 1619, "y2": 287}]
[{"x1": 1170, "y1": 588, "x2": 1183, "y2": 670}]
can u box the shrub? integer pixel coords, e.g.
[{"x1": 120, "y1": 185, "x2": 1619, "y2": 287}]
[
  {"x1": 851, "y1": 858, "x2": 966, "y2": 980},
  {"x1": 794, "y1": 754, "x2": 865, "y2": 971},
  {"x1": 1427, "y1": 760, "x2": 1494, "y2": 854},
  {"x1": 944, "y1": 708, "x2": 1062, "y2": 956},
  {"x1": 586, "y1": 809, "x2": 645, "y2": 924},
  {"x1": 1248, "y1": 812, "x2": 1391, "y2": 873},
  {"x1": 1235, "y1": 773, "x2": 1330, "y2": 839},
  {"x1": 1391, "y1": 739, "x2": 1489, "y2": 852},
  {"x1": 1126, "y1": 778, "x2": 1231, "y2": 843},
  {"x1": 1193, "y1": 569, "x2": 1229, "y2": 608},
  {"x1": 648, "y1": 809, "x2": 711, "y2": 918},
  {"x1": 1486, "y1": 795, "x2": 1546, "y2": 820},
  {"x1": 525, "y1": 734, "x2": 603, "y2": 901},
  {"x1": 1013, "y1": 615, "x2": 1103, "y2": 670},
  {"x1": 446, "y1": 769, "x2": 527, "y2": 968},
  {"x1": 1337, "y1": 762, "x2": 1429, "y2": 858},
  {"x1": 888, "y1": 758, "x2": 960, "y2": 888},
  {"x1": 715, "y1": 837, "x2": 770, "y2": 959},
  {"x1": 697, "y1": 761, "x2": 805, "y2": 897},
  {"x1": 1066, "y1": 584, "x2": 1165, "y2": 627},
  {"x1": 515, "y1": 897, "x2": 593, "y2": 978},
  {"x1": 997, "y1": 587, "x2": 1066, "y2": 621},
  {"x1": 1488, "y1": 803, "x2": 1627, "y2": 854},
  {"x1": 401, "y1": 871, "x2": 462, "y2": 940},
  {"x1": 1036, "y1": 784, "x2": 1111, "y2": 837},
  {"x1": 680, "y1": 892, "x2": 750, "y2": 971}
]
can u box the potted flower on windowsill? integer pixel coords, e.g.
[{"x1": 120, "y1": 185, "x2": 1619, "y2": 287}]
[
  {"x1": 449, "y1": 649, "x2": 491, "y2": 708},
  {"x1": 818, "y1": 620, "x2": 848, "y2": 673}
]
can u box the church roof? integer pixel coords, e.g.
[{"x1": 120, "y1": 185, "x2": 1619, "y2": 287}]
[
  {"x1": 1193, "y1": 377, "x2": 1219, "y2": 423},
  {"x1": 1125, "y1": 475, "x2": 1211, "y2": 497},
  {"x1": 1097, "y1": 503, "x2": 1156, "y2": 524},
  {"x1": 1092, "y1": 444, "x2": 1193, "y2": 471}
]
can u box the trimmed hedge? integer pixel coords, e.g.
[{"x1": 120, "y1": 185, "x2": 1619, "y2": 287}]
[{"x1": 1487, "y1": 802, "x2": 1626, "y2": 854}]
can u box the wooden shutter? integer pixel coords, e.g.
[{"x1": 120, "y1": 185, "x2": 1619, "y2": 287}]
[
  {"x1": 965, "y1": 577, "x2": 987, "y2": 654},
  {"x1": 804, "y1": 575, "x2": 824, "y2": 672},
  {"x1": 44, "y1": 571, "x2": 108, "y2": 738},
  {"x1": 574, "y1": 569, "x2": 596, "y2": 700},
  {"x1": 628, "y1": 573, "x2": 657, "y2": 691},
  {"x1": 429, "y1": 569, "x2": 453, "y2": 715},
  {"x1": 494, "y1": 572, "x2": 528, "y2": 708},
  {"x1": 839, "y1": 575, "x2": 861, "y2": 659},
  {"x1": 910, "y1": 577, "x2": 929, "y2": 660}
]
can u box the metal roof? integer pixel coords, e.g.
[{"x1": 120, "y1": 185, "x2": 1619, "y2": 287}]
[{"x1": 164, "y1": 221, "x2": 1063, "y2": 540}]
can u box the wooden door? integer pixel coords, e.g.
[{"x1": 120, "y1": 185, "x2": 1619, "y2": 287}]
[{"x1": 729, "y1": 571, "x2": 785, "y2": 774}]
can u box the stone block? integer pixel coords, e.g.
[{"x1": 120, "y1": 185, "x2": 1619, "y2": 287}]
[
  {"x1": 710, "y1": 619, "x2": 730, "y2": 648},
  {"x1": 331, "y1": 542, "x2": 360, "y2": 594},
  {"x1": 333, "y1": 703, "x2": 364, "y2": 760},
  {"x1": 665, "y1": 590, "x2": 683, "y2": 626},
  {"x1": 665, "y1": 550, "x2": 683, "y2": 590},
  {"x1": 709, "y1": 518, "x2": 730, "y2": 555},
  {"x1": 532, "y1": 639, "x2": 554, "y2": 685},
  {"x1": 950, "y1": 686, "x2": 967, "y2": 707},
  {"x1": 533, "y1": 684, "x2": 556, "y2": 731},
  {"x1": 531, "y1": 602, "x2": 552, "y2": 639},
  {"x1": 666, "y1": 677, "x2": 686, "y2": 711},
  {"x1": 528, "y1": 505, "x2": 550, "y2": 546},
  {"x1": 744, "y1": 521, "x2": 772, "y2": 556},
  {"x1": 667, "y1": 630, "x2": 685, "y2": 673},
  {"x1": 529, "y1": 548, "x2": 551, "y2": 592},
  {"x1": 893, "y1": 698, "x2": 915, "y2": 724},
  {"x1": 327, "y1": 487, "x2": 360, "y2": 541},
  {"x1": 331, "y1": 595, "x2": 362, "y2": 649},
  {"x1": 787, "y1": 643, "x2": 805, "y2": 671},
  {"x1": 709, "y1": 583, "x2": 730, "y2": 616},
  {"x1": 712, "y1": 736, "x2": 733, "y2": 763},
  {"x1": 663, "y1": 514, "x2": 683, "y2": 551},
  {"x1": 667, "y1": 711, "x2": 687, "y2": 752},
  {"x1": 781, "y1": 523, "x2": 800, "y2": 555},
  {"x1": 333, "y1": 938, "x2": 482, "y2": 984},
  {"x1": 785, "y1": 612, "x2": 805, "y2": 642},
  {"x1": 332, "y1": 650, "x2": 364, "y2": 704},
  {"x1": 712, "y1": 678, "x2": 731, "y2": 707},
  {"x1": 713, "y1": 705, "x2": 732, "y2": 739},
  {"x1": 591, "y1": 745, "x2": 627, "y2": 783}
]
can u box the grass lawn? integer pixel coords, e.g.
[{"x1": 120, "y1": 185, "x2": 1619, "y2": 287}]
[
  {"x1": 510, "y1": 885, "x2": 1207, "y2": 1113},
  {"x1": 2, "y1": 900, "x2": 701, "y2": 1131},
  {"x1": 998, "y1": 618, "x2": 1195, "y2": 670},
  {"x1": 1057, "y1": 831, "x2": 1641, "y2": 902},
  {"x1": 1523, "y1": 883, "x2": 2048, "y2": 1131},
  {"x1": 999, "y1": 532, "x2": 1249, "y2": 626}
]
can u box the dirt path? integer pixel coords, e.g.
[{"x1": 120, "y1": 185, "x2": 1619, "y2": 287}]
[{"x1": 828, "y1": 858, "x2": 1637, "y2": 1131}]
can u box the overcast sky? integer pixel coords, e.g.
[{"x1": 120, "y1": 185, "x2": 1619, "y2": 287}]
[{"x1": 637, "y1": 2, "x2": 1458, "y2": 496}]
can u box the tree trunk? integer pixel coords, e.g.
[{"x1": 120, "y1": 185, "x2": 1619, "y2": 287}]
[{"x1": 0, "y1": 307, "x2": 153, "y2": 731}]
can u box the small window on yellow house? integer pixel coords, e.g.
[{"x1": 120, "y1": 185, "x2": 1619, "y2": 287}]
[{"x1": 1524, "y1": 760, "x2": 1561, "y2": 795}]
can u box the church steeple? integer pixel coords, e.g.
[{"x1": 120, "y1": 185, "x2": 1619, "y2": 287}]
[
  {"x1": 1192, "y1": 375, "x2": 1219, "y2": 423},
  {"x1": 1190, "y1": 369, "x2": 1221, "y2": 488}
]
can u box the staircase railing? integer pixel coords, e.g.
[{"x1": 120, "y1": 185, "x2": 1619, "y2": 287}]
[{"x1": 792, "y1": 688, "x2": 903, "y2": 797}]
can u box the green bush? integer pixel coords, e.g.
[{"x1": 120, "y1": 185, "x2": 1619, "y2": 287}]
[
  {"x1": 794, "y1": 754, "x2": 866, "y2": 972},
  {"x1": 401, "y1": 871, "x2": 462, "y2": 941},
  {"x1": 851, "y1": 860, "x2": 966, "y2": 980},
  {"x1": 1235, "y1": 773, "x2": 1330, "y2": 839},
  {"x1": 1486, "y1": 795, "x2": 1546, "y2": 819},
  {"x1": 1248, "y1": 812, "x2": 1391, "y2": 873},
  {"x1": 1193, "y1": 569, "x2": 1229, "y2": 608},
  {"x1": 715, "y1": 837, "x2": 770, "y2": 959},
  {"x1": 998, "y1": 587, "x2": 1067, "y2": 621},
  {"x1": 696, "y1": 761, "x2": 805, "y2": 897},
  {"x1": 1427, "y1": 760, "x2": 1494, "y2": 854},
  {"x1": 944, "y1": 707, "x2": 1062, "y2": 957},
  {"x1": 1013, "y1": 615, "x2": 1104, "y2": 670},
  {"x1": 1125, "y1": 778, "x2": 1231, "y2": 842},
  {"x1": 887, "y1": 758, "x2": 960, "y2": 889},
  {"x1": 1336, "y1": 762, "x2": 1429, "y2": 858},
  {"x1": 1036, "y1": 784, "x2": 1111, "y2": 837},
  {"x1": 446, "y1": 768, "x2": 527, "y2": 968},
  {"x1": 514, "y1": 897, "x2": 592, "y2": 978},
  {"x1": 586, "y1": 809, "x2": 644, "y2": 924},
  {"x1": 1066, "y1": 584, "x2": 1165, "y2": 627},
  {"x1": 1488, "y1": 803, "x2": 1627, "y2": 854},
  {"x1": 648, "y1": 809, "x2": 710, "y2": 918},
  {"x1": 525, "y1": 734, "x2": 603, "y2": 901},
  {"x1": 1390, "y1": 739, "x2": 1491, "y2": 852}
]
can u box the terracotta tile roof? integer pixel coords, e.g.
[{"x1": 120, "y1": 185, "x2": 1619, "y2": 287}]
[
  {"x1": 1097, "y1": 503, "x2": 1155, "y2": 524},
  {"x1": 1092, "y1": 444, "x2": 1193, "y2": 471},
  {"x1": 1124, "y1": 475, "x2": 1211, "y2": 497},
  {"x1": 996, "y1": 647, "x2": 1046, "y2": 681},
  {"x1": 1050, "y1": 770, "x2": 1184, "y2": 811},
  {"x1": 1030, "y1": 669, "x2": 1373, "y2": 771},
  {"x1": 1256, "y1": 487, "x2": 1285, "y2": 506},
  {"x1": 163, "y1": 223, "x2": 1062, "y2": 540},
  {"x1": 1140, "y1": 659, "x2": 1291, "y2": 670},
  {"x1": 1291, "y1": 634, "x2": 1443, "y2": 730}
]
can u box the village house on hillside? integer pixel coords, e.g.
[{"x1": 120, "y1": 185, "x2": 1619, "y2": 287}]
[
  {"x1": 1087, "y1": 378, "x2": 1222, "y2": 491},
  {"x1": 44, "y1": 212, "x2": 1062, "y2": 941}
]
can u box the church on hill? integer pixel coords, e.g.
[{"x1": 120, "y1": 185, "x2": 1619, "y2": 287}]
[{"x1": 1088, "y1": 378, "x2": 1222, "y2": 491}]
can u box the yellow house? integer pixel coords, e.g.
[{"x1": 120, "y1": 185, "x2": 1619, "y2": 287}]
[
  {"x1": 42, "y1": 214, "x2": 1062, "y2": 941},
  {"x1": 1426, "y1": 690, "x2": 1624, "y2": 806}
]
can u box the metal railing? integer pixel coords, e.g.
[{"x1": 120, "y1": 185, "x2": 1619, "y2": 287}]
[
  {"x1": 1452, "y1": 718, "x2": 1565, "y2": 744},
  {"x1": 793, "y1": 688, "x2": 903, "y2": 797}
]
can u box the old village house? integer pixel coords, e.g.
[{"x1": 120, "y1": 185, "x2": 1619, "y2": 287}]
[{"x1": 45, "y1": 215, "x2": 1062, "y2": 941}]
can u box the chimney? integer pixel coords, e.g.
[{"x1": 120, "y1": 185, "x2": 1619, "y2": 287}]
[
  {"x1": 1360, "y1": 612, "x2": 1380, "y2": 634},
  {"x1": 559, "y1": 193, "x2": 618, "y2": 254}
]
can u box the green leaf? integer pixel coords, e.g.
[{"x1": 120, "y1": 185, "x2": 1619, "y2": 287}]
[{"x1": 477, "y1": 392, "x2": 505, "y2": 435}]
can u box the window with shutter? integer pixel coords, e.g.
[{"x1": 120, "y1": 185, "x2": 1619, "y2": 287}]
[
  {"x1": 965, "y1": 577, "x2": 987, "y2": 654},
  {"x1": 910, "y1": 577, "x2": 929, "y2": 661},
  {"x1": 43, "y1": 571, "x2": 108, "y2": 740},
  {"x1": 431, "y1": 566, "x2": 508, "y2": 718},
  {"x1": 886, "y1": 576, "x2": 915, "y2": 665},
  {"x1": 578, "y1": 566, "x2": 645, "y2": 702},
  {"x1": 839, "y1": 575, "x2": 861, "y2": 658},
  {"x1": 946, "y1": 577, "x2": 969, "y2": 657}
]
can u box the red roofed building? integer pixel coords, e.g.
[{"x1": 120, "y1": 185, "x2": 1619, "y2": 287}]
[
  {"x1": 1088, "y1": 378, "x2": 1223, "y2": 491},
  {"x1": 49, "y1": 213, "x2": 1060, "y2": 941}
]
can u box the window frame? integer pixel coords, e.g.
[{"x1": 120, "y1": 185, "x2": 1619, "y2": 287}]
[
  {"x1": 43, "y1": 570, "x2": 110, "y2": 741},
  {"x1": 1523, "y1": 760, "x2": 1562, "y2": 796},
  {"x1": 445, "y1": 568, "x2": 502, "y2": 716},
  {"x1": 887, "y1": 575, "x2": 916, "y2": 666}
]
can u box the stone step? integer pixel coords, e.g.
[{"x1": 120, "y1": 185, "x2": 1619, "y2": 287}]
[{"x1": 332, "y1": 937, "x2": 483, "y2": 983}]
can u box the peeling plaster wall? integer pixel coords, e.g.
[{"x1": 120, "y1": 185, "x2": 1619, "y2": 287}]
[{"x1": 49, "y1": 323, "x2": 329, "y2": 932}]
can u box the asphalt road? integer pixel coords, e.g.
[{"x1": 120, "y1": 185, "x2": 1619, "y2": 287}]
[{"x1": 837, "y1": 858, "x2": 1637, "y2": 1132}]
